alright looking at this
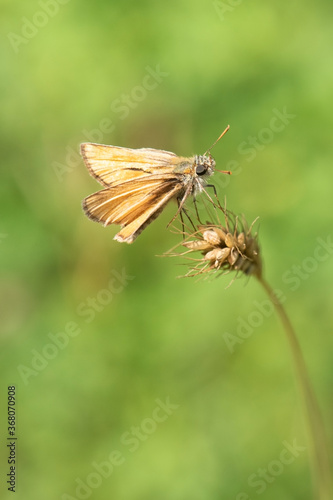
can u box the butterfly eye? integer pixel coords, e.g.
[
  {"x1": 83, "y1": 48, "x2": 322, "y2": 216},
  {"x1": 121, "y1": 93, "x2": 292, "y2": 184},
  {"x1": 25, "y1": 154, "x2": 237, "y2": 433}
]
[{"x1": 196, "y1": 164, "x2": 207, "y2": 176}]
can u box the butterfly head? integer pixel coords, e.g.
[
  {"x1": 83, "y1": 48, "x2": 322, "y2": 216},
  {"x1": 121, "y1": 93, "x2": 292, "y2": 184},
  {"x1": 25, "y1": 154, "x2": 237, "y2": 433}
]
[
  {"x1": 194, "y1": 154, "x2": 215, "y2": 178},
  {"x1": 195, "y1": 125, "x2": 230, "y2": 180}
]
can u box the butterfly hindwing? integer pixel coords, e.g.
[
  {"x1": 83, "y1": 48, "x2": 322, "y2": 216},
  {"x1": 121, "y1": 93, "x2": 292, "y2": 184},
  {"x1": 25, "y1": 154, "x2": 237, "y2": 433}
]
[{"x1": 83, "y1": 177, "x2": 183, "y2": 243}]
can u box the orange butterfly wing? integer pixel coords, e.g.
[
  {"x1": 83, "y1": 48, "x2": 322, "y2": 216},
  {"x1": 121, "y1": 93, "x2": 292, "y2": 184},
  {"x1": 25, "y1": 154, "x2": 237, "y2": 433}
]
[
  {"x1": 83, "y1": 177, "x2": 183, "y2": 243},
  {"x1": 81, "y1": 143, "x2": 181, "y2": 187},
  {"x1": 81, "y1": 142, "x2": 194, "y2": 243}
]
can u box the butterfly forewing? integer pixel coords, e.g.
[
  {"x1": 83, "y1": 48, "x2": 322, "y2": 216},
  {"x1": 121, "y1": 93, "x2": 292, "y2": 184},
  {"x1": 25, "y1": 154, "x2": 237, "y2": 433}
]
[{"x1": 81, "y1": 143, "x2": 180, "y2": 187}]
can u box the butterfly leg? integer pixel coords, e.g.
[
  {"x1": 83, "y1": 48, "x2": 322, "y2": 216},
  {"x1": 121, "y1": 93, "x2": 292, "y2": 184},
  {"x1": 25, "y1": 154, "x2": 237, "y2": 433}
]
[
  {"x1": 177, "y1": 203, "x2": 197, "y2": 238},
  {"x1": 167, "y1": 184, "x2": 193, "y2": 227},
  {"x1": 183, "y1": 207, "x2": 197, "y2": 232},
  {"x1": 177, "y1": 200, "x2": 186, "y2": 239},
  {"x1": 193, "y1": 196, "x2": 204, "y2": 225},
  {"x1": 204, "y1": 184, "x2": 224, "y2": 210}
]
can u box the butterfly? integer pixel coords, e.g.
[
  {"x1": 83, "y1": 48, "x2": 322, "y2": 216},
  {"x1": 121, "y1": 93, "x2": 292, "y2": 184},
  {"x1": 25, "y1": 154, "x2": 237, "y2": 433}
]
[{"x1": 81, "y1": 126, "x2": 230, "y2": 243}]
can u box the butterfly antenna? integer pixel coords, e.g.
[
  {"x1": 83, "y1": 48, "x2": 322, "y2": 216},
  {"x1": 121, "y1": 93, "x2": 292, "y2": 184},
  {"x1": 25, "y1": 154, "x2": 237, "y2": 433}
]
[{"x1": 204, "y1": 125, "x2": 230, "y2": 156}]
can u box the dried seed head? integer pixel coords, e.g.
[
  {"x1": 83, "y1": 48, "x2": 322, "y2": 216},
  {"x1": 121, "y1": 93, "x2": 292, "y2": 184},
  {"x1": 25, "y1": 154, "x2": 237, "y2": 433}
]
[{"x1": 168, "y1": 208, "x2": 262, "y2": 280}]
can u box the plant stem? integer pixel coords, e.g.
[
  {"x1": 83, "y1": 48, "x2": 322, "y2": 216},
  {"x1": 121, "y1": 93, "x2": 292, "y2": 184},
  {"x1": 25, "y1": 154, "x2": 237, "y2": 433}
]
[{"x1": 258, "y1": 275, "x2": 331, "y2": 500}]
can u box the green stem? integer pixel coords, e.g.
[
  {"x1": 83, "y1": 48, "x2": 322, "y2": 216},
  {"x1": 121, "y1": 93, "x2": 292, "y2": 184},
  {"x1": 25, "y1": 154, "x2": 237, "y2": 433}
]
[{"x1": 258, "y1": 276, "x2": 331, "y2": 500}]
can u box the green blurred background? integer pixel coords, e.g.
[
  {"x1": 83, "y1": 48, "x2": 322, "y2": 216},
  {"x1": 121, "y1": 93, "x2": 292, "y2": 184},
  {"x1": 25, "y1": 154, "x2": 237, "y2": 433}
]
[{"x1": 1, "y1": 0, "x2": 333, "y2": 499}]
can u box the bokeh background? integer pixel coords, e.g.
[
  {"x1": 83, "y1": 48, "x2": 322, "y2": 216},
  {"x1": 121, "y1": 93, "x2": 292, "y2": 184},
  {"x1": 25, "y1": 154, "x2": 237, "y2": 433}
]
[{"x1": 1, "y1": 1, "x2": 333, "y2": 499}]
